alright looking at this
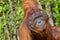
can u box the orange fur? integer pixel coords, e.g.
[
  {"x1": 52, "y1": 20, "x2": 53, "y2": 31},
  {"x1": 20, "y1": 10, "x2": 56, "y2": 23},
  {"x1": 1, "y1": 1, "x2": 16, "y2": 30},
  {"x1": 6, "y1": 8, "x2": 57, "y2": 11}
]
[
  {"x1": 22, "y1": 0, "x2": 39, "y2": 16},
  {"x1": 18, "y1": 0, "x2": 60, "y2": 40}
]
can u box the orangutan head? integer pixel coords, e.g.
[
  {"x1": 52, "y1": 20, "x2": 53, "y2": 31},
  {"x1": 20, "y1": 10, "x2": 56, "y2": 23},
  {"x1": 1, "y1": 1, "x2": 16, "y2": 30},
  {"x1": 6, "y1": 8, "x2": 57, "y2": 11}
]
[{"x1": 28, "y1": 10, "x2": 49, "y2": 33}]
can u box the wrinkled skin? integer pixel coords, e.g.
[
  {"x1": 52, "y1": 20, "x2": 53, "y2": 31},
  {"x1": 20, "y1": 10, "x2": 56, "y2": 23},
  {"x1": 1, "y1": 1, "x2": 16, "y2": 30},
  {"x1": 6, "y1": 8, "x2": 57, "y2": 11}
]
[
  {"x1": 18, "y1": 10, "x2": 60, "y2": 40},
  {"x1": 18, "y1": 0, "x2": 60, "y2": 40}
]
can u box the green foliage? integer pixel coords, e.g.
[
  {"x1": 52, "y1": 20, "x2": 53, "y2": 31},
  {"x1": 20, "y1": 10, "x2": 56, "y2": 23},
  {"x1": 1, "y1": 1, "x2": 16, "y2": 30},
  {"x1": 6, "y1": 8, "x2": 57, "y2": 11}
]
[
  {"x1": 0, "y1": 0, "x2": 60, "y2": 40},
  {"x1": 0, "y1": 0, "x2": 24, "y2": 40},
  {"x1": 40, "y1": 0, "x2": 60, "y2": 26},
  {"x1": 50, "y1": 0, "x2": 60, "y2": 26}
]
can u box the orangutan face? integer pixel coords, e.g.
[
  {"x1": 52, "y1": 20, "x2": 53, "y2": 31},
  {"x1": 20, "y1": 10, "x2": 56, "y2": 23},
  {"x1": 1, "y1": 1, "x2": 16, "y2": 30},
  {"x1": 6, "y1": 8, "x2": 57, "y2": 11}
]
[
  {"x1": 28, "y1": 10, "x2": 48, "y2": 32},
  {"x1": 34, "y1": 18, "x2": 46, "y2": 31}
]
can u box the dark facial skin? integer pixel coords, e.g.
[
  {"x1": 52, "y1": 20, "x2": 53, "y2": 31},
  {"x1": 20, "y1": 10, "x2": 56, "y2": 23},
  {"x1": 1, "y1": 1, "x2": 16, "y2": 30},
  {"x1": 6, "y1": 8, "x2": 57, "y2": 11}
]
[{"x1": 28, "y1": 10, "x2": 48, "y2": 32}]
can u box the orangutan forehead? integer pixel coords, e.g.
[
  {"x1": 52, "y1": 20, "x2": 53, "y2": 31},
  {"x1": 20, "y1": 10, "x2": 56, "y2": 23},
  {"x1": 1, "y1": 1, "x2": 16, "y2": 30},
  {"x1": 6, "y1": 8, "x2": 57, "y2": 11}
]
[{"x1": 29, "y1": 10, "x2": 49, "y2": 21}]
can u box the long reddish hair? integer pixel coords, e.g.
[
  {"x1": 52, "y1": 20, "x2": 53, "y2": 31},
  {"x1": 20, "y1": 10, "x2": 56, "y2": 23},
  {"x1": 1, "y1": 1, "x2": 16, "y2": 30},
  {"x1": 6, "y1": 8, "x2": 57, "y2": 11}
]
[{"x1": 18, "y1": 0, "x2": 60, "y2": 40}]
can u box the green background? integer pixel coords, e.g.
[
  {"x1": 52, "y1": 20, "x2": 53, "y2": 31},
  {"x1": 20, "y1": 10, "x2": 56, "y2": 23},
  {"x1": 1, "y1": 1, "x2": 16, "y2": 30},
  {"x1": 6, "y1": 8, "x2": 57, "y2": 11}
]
[{"x1": 0, "y1": 0, "x2": 60, "y2": 40}]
